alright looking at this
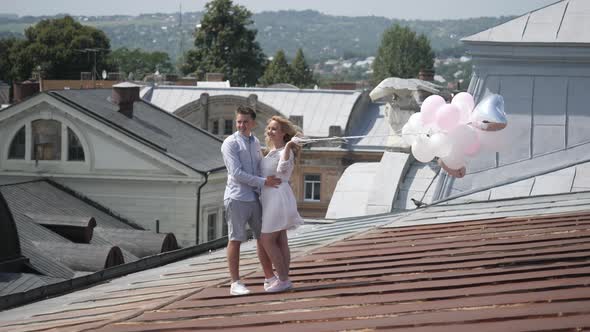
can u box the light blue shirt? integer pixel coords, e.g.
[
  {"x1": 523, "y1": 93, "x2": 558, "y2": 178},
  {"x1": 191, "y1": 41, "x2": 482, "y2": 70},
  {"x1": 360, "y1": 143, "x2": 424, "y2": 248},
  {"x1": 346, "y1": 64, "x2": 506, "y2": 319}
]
[{"x1": 221, "y1": 132, "x2": 266, "y2": 202}]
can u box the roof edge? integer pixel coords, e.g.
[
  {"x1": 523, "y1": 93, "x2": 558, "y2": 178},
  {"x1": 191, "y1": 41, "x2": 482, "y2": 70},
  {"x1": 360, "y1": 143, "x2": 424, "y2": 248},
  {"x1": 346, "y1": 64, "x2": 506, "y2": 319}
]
[{"x1": 0, "y1": 236, "x2": 230, "y2": 311}]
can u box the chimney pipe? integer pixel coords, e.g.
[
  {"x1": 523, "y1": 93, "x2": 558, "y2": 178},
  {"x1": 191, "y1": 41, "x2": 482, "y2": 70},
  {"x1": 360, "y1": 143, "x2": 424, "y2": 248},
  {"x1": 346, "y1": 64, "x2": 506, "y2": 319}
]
[
  {"x1": 13, "y1": 81, "x2": 40, "y2": 103},
  {"x1": 112, "y1": 82, "x2": 141, "y2": 118}
]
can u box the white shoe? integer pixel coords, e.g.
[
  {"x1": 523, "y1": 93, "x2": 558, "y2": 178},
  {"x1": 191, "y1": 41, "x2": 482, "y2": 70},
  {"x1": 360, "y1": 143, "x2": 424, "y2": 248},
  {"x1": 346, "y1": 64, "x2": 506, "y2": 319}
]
[
  {"x1": 265, "y1": 279, "x2": 293, "y2": 293},
  {"x1": 264, "y1": 276, "x2": 278, "y2": 291},
  {"x1": 230, "y1": 281, "x2": 251, "y2": 296}
]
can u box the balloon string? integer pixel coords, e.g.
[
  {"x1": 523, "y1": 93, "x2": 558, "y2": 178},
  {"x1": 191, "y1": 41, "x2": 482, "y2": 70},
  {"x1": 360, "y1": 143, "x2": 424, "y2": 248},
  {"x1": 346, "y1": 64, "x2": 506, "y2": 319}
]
[{"x1": 295, "y1": 132, "x2": 412, "y2": 145}]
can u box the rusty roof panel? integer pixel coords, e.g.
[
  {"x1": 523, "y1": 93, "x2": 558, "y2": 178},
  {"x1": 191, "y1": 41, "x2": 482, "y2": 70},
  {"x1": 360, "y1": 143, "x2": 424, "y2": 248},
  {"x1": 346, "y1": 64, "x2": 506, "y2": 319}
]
[{"x1": 86, "y1": 210, "x2": 590, "y2": 332}]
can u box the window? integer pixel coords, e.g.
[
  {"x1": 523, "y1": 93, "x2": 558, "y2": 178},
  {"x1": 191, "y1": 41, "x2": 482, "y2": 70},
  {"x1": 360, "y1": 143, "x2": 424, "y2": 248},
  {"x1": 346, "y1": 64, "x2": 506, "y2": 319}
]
[
  {"x1": 207, "y1": 213, "x2": 218, "y2": 241},
  {"x1": 224, "y1": 119, "x2": 233, "y2": 135},
  {"x1": 212, "y1": 120, "x2": 219, "y2": 135},
  {"x1": 31, "y1": 119, "x2": 61, "y2": 161},
  {"x1": 304, "y1": 174, "x2": 321, "y2": 201},
  {"x1": 67, "y1": 128, "x2": 85, "y2": 161},
  {"x1": 8, "y1": 126, "x2": 26, "y2": 159}
]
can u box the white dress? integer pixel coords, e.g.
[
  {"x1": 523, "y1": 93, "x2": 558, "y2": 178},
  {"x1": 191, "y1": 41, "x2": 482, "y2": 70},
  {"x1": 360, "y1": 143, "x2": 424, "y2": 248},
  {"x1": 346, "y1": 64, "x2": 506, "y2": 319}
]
[{"x1": 260, "y1": 148, "x2": 304, "y2": 233}]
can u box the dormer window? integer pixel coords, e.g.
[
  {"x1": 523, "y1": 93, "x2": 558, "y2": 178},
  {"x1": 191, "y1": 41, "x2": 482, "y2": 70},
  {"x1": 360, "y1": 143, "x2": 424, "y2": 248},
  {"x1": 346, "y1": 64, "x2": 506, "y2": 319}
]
[
  {"x1": 67, "y1": 128, "x2": 85, "y2": 161},
  {"x1": 32, "y1": 119, "x2": 61, "y2": 161},
  {"x1": 6, "y1": 119, "x2": 86, "y2": 162},
  {"x1": 8, "y1": 126, "x2": 25, "y2": 160}
]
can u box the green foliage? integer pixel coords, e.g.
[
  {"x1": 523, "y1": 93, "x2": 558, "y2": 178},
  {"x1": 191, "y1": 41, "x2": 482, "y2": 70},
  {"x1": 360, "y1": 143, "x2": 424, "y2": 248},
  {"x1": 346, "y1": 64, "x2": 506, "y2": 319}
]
[
  {"x1": 0, "y1": 13, "x2": 512, "y2": 64},
  {"x1": 108, "y1": 47, "x2": 174, "y2": 80},
  {"x1": 0, "y1": 37, "x2": 19, "y2": 83},
  {"x1": 290, "y1": 48, "x2": 315, "y2": 88},
  {"x1": 259, "y1": 49, "x2": 292, "y2": 86},
  {"x1": 182, "y1": 0, "x2": 266, "y2": 86},
  {"x1": 372, "y1": 24, "x2": 434, "y2": 84},
  {"x1": 10, "y1": 16, "x2": 112, "y2": 80}
]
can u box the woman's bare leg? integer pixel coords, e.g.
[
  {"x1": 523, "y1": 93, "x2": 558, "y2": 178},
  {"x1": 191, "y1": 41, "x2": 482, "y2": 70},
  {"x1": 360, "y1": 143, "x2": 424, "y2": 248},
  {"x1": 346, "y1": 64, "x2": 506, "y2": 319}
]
[
  {"x1": 278, "y1": 230, "x2": 290, "y2": 275},
  {"x1": 261, "y1": 231, "x2": 289, "y2": 281}
]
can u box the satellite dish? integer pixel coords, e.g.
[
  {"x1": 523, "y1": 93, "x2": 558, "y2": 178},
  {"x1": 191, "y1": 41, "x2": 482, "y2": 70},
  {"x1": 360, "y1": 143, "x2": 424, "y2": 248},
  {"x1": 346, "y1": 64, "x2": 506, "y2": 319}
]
[{"x1": 102, "y1": 70, "x2": 107, "y2": 80}]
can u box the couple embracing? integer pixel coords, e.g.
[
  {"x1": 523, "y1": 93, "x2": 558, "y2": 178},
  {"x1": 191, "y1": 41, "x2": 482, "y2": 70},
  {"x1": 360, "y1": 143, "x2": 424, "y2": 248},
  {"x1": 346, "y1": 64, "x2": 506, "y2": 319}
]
[{"x1": 221, "y1": 105, "x2": 304, "y2": 295}]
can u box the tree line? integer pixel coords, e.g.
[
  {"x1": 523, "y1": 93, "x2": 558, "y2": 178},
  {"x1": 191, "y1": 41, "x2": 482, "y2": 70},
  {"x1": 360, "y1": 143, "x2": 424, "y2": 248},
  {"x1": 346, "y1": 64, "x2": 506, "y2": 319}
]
[{"x1": 0, "y1": 0, "x2": 434, "y2": 89}]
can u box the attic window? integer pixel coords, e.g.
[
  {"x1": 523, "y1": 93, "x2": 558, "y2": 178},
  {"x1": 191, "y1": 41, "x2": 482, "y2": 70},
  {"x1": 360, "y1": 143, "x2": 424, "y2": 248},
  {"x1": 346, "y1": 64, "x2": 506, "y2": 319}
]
[
  {"x1": 32, "y1": 119, "x2": 61, "y2": 161},
  {"x1": 8, "y1": 126, "x2": 26, "y2": 159},
  {"x1": 67, "y1": 128, "x2": 85, "y2": 161}
]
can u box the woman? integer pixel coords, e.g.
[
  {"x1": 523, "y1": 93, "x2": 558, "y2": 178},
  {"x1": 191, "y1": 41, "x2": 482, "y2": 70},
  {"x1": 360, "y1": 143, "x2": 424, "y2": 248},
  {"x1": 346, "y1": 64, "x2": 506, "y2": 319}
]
[{"x1": 260, "y1": 116, "x2": 304, "y2": 292}]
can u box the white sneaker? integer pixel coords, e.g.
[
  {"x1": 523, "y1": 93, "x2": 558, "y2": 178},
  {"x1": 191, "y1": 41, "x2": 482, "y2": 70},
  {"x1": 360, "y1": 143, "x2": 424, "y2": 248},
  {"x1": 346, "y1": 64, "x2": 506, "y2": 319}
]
[
  {"x1": 265, "y1": 279, "x2": 293, "y2": 293},
  {"x1": 230, "y1": 281, "x2": 251, "y2": 296},
  {"x1": 264, "y1": 276, "x2": 278, "y2": 291}
]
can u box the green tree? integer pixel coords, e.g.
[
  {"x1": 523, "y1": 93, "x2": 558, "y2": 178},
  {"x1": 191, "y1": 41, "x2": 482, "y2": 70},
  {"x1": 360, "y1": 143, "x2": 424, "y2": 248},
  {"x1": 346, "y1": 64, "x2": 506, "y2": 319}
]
[
  {"x1": 109, "y1": 47, "x2": 174, "y2": 80},
  {"x1": 10, "y1": 16, "x2": 112, "y2": 80},
  {"x1": 182, "y1": 0, "x2": 266, "y2": 86},
  {"x1": 259, "y1": 49, "x2": 292, "y2": 86},
  {"x1": 372, "y1": 24, "x2": 434, "y2": 84},
  {"x1": 290, "y1": 48, "x2": 315, "y2": 88},
  {"x1": 0, "y1": 38, "x2": 19, "y2": 83}
]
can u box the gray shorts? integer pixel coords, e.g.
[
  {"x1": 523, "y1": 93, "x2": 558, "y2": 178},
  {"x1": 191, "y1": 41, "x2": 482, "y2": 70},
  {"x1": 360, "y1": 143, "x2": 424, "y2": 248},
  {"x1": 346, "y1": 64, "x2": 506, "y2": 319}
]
[{"x1": 224, "y1": 198, "x2": 262, "y2": 242}]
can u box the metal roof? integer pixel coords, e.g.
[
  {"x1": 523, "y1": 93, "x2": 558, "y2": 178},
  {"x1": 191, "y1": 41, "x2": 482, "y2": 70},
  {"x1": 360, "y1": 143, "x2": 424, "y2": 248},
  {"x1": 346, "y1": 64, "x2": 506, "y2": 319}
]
[
  {"x1": 2, "y1": 191, "x2": 590, "y2": 331},
  {"x1": 50, "y1": 89, "x2": 225, "y2": 174},
  {"x1": 463, "y1": 0, "x2": 590, "y2": 44},
  {"x1": 0, "y1": 180, "x2": 180, "y2": 300},
  {"x1": 346, "y1": 102, "x2": 394, "y2": 149},
  {"x1": 142, "y1": 85, "x2": 363, "y2": 137}
]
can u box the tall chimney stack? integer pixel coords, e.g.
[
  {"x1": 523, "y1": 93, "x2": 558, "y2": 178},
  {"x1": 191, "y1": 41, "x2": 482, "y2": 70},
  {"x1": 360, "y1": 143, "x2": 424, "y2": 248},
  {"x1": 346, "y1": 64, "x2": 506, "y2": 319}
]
[{"x1": 112, "y1": 82, "x2": 141, "y2": 118}]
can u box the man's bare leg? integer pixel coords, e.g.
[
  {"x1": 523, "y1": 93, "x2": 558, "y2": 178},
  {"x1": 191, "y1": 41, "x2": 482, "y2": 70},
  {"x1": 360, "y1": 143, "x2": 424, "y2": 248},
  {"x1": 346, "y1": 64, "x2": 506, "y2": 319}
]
[{"x1": 227, "y1": 240, "x2": 241, "y2": 281}]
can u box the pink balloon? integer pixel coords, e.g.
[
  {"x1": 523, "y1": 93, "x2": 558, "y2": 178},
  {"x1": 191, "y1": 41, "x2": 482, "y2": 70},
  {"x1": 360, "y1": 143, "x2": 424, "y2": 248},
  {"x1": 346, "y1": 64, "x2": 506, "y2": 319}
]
[
  {"x1": 452, "y1": 92, "x2": 475, "y2": 124},
  {"x1": 436, "y1": 104, "x2": 461, "y2": 131},
  {"x1": 420, "y1": 95, "x2": 446, "y2": 125},
  {"x1": 464, "y1": 134, "x2": 481, "y2": 156}
]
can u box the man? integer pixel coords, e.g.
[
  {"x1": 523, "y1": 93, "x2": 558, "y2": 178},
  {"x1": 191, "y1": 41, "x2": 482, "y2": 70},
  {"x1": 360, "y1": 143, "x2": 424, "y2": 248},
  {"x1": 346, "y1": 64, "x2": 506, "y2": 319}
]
[{"x1": 221, "y1": 105, "x2": 280, "y2": 295}]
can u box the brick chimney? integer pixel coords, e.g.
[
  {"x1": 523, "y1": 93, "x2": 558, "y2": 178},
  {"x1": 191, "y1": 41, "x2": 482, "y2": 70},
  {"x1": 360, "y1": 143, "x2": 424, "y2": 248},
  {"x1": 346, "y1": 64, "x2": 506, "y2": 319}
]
[
  {"x1": 112, "y1": 82, "x2": 141, "y2": 118},
  {"x1": 13, "y1": 81, "x2": 40, "y2": 103}
]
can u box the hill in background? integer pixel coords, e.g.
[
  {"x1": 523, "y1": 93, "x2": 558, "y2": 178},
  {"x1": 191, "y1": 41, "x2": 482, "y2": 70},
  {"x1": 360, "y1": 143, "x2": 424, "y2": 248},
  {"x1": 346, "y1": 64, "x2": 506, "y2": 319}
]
[{"x1": 0, "y1": 10, "x2": 511, "y2": 61}]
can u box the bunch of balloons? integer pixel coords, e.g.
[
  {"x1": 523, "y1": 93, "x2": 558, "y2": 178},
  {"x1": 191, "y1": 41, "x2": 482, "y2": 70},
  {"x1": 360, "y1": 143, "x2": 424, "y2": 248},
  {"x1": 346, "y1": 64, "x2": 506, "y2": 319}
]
[{"x1": 402, "y1": 92, "x2": 508, "y2": 177}]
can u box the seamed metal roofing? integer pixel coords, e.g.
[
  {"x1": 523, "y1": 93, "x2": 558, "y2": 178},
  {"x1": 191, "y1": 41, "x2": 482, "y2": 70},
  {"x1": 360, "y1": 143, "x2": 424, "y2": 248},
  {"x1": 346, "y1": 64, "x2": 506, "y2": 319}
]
[
  {"x1": 142, "y1": 85, "x2": 363, "y2": 138},
  {"x1": 1, "y1": 191, "x2": 590, "y2": 331}
]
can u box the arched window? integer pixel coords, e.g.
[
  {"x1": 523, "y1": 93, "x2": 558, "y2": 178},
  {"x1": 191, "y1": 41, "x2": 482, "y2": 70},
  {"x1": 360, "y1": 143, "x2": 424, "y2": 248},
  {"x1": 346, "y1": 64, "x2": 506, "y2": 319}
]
[
  {"x1": 31, "y1": 119, "x2": 61, "y2": 161},
  {"x1": 67, "y1": 128, "x2": 85, "y2": 161},
  {"x1": 8, "y1": 126, "x2": 26, "y2": 160}
]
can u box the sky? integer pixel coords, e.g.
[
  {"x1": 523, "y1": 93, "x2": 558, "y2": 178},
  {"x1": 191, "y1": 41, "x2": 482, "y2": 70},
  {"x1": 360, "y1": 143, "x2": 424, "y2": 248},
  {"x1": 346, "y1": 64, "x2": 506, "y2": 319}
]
[{"x1": 2, "y1": 0, "x2": 558, "y2": 20}]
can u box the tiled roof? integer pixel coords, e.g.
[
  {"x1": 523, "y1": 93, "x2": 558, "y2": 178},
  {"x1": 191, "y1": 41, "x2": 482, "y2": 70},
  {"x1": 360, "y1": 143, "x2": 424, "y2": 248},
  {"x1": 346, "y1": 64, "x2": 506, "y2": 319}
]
[
  {"x1": 49, "y1": 89, "x2": 225, "y2": 173},
  {"x1": 2, "y1": 191, "x2": 590, "y2": 331}
]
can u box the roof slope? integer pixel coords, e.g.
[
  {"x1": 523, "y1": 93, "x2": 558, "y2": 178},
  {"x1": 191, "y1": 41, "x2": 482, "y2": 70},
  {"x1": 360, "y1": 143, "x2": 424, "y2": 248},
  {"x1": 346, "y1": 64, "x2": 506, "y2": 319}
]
[
  {"x1": 2, "y1": 191, "x2": 590, "y2": 331},
  {"x1": 111, "y1": 211, "x2": 590, "y2": 331},
  {"x1": 0, "y1": 180, "x2": 179, "y2": 299},
  {"x1": 463, "y1": 0, "x2": 590, "y2": 44},
  {"x1": 142, "y1": 85, "x2": 363, "y2": 137},
  {"x1": 50, "y1": 89, "x2": 225, "y2": 173}
]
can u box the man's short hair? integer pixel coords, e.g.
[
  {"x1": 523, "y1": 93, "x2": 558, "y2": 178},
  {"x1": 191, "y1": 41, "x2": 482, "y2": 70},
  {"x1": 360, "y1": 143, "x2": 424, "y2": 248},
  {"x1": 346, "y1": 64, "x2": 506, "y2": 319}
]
[{"x1": 236, "y1": 105, "x2": 256, "y2": 120}]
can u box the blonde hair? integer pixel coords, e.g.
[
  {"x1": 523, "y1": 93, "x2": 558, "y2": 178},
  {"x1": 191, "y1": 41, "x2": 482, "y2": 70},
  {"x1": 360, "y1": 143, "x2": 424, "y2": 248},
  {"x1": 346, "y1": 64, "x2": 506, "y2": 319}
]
[{"x1": 264, "y1": 116, "x2": 303, "y2": 154}]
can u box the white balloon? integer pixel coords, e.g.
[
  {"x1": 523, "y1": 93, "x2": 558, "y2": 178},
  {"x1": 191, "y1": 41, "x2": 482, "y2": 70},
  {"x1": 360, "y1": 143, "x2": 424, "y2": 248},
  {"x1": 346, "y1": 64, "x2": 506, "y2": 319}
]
[
  {"x1": 412, "y1": 136, "x2": 436, "y2": 163},
  {"x1": 429, "y1": 132, "x2": 452, "y2": 158},
  {"x1": 440, "y1": 146, "x2": 466, "y2": 169},
  {"x1": 448, "y1": 124, "x2": 477, "y2": 150}
]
